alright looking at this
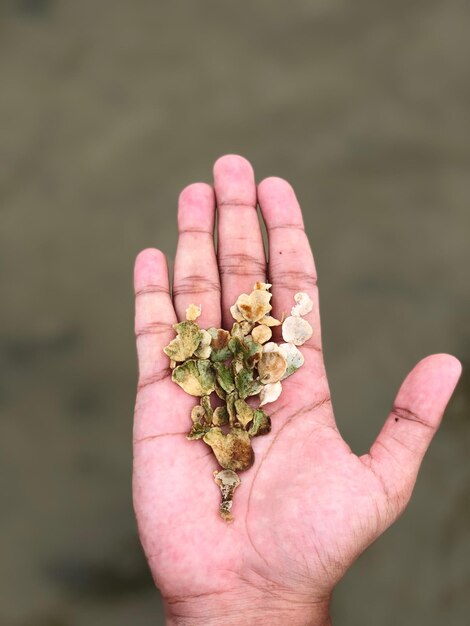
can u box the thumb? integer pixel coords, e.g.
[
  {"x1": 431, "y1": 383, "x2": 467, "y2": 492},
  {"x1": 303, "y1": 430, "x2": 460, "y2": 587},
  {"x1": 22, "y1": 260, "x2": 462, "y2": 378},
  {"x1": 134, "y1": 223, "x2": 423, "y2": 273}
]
[{"x1": 365, "y1": 354, "x2": 462, "y2": 513}]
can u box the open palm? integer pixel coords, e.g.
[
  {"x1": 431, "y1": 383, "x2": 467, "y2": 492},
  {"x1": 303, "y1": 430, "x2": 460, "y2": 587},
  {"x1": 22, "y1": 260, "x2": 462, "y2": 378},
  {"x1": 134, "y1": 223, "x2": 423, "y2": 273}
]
[{"x1": 133, "y1": 155, "x2": 460, "y2": 625}]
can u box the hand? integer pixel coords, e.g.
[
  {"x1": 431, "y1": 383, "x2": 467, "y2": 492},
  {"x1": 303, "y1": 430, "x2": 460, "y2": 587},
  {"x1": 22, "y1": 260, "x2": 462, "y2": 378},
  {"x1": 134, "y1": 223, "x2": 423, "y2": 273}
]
[{"x1": 132, "y1": 155, "x2": 461, "y2": 626}]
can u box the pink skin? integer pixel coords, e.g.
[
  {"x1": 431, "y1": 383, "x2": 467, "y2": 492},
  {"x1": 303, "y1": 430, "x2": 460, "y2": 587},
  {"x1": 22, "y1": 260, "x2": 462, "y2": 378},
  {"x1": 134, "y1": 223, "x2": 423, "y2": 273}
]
[{"x1": 133, "y1": 155, "x2": 461, "y2": 626}]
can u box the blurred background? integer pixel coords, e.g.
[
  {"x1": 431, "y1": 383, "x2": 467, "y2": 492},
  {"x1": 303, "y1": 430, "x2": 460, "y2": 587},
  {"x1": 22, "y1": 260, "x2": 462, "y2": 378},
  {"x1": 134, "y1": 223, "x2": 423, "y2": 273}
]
[{"x1": 1, "y1": 0, "x2": 469, "y2": 624}]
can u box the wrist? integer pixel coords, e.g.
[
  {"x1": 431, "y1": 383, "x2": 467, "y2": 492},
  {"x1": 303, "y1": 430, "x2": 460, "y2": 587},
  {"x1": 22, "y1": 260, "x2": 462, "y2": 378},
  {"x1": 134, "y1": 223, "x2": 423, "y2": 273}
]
[{"x1": 164, "y1": 590, "x2": 332, "y2": 626}]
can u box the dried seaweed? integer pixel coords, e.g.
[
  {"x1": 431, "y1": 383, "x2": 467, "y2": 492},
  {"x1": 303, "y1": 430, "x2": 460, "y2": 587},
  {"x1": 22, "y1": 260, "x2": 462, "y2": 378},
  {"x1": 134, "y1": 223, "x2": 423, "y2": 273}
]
[{"x1": 163, "y1": 285, "x2": 312, "y2": 522}]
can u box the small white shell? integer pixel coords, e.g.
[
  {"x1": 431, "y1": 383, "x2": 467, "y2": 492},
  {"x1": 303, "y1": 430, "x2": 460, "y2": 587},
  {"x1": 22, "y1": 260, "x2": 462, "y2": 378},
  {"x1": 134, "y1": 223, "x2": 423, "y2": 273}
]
[
  {"x1": 262, "y1": 341, "x2": 279, "y2": 353},
  {"x1": 252, "y1": 324, "x2": 272, "y2": 344},
  {"x1": 186, "y1": 303, "x2": 202, "y2": 321},
  {"x1": 282, "y1": 316, "x2": 313, "y2": 346},
  {"x1": 214, "y1": 469, "x2": 240, "y2": 489},
  {"x1": 280, "y1": 342, "x2": 304, "y2": 379},
  {"x1": 259, "y1": 381, "x2": 282, "y2": 406},
  {"x1": 291, "y1": 292, "x2": 313, "y2": 317}
]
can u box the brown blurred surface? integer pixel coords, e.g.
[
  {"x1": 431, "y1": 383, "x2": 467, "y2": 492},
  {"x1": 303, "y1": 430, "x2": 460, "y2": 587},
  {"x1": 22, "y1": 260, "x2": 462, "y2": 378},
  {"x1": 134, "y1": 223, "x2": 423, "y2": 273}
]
[{"x1": 1, "y1": 1, "x2": 469, "y2": 624}]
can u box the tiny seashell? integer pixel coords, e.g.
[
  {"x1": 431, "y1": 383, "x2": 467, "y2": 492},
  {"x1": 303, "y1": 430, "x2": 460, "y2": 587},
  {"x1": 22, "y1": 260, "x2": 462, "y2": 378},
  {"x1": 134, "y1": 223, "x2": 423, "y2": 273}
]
[
  {"x1": 291, "y1": 292, "x2": 313, "y2": 317},
  {"x1": 258, "y1": 350, "x2": 287, "y2": 384},
  {"x1": 262, "y1": 341, "x2": 279, "y2": 353},
  {"x1": 186, "y1": 303, "x2": 202, "y2": 321},
  {"x1": 259, "y1": 381, "x2": 282, "y2": 406},
  {"x1": 214, "y1": 468, "x2": 240, "y2": 489},
  {"x1": 251, "y1": 324, "x2": 272, "y2": 344},
  {"x1": 280, "y1": 342, "x2": 304, "y2": 379},
  {"x1": 282, "y1": 316, "x2": 313, "y2": 346}
]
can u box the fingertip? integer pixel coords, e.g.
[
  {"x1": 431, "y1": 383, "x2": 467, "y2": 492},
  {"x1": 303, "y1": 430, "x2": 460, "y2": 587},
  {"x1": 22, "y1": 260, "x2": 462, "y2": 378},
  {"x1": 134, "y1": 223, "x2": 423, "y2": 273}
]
[
  {"x1": 134, "y1": 248, "x2": 169, "y2": 291},
  {"x1": 258, "y1": 175, "x2": 294, "y2": 198},
  {"x1": 213, "y1": 154, "x2": 254, "y2": 178},
  {"x1": 412, "y1": 353, "x2": 462, "y2": 386},
  {"x1": 213, "y1": 155, "x2": 256, "y2": 205},
  {"x1": 178, "y1": 182, "x2": 214, "y2": 208},
  {"x1": 178, "y1": 182, "x2": 215, "y2": 231},
  {"x1": 257, "y1": 176, "x2": 304, "y2": 228}
]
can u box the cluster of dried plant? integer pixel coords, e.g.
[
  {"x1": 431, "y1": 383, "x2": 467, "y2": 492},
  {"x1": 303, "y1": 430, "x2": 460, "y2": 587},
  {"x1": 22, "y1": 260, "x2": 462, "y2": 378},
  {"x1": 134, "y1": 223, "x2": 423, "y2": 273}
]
[{"x1": 163, "y1": 282, "x2": 312, "y2": 521}]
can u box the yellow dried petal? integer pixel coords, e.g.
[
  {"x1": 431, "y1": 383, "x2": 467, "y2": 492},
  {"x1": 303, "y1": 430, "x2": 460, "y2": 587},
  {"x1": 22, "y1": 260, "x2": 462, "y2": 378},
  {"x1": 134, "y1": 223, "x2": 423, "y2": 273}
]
[
  {"x1": 186, "y1": 303, "x2": 202, "y2": 321},
  {"x1": 282, "y1": 316, "x2": 313, "y2": 346},
  {"x1": 230, "y1": 303, "x2": 245, "y2": 322},
  {"x1": 236, "y1": 289, "x2": 272, "y2": 323},
  {"x1": 253, "y1": 281, "x2": 272, "y2": 291},
  {"x1": 240, "y1": 321, "x2": 254, "y2": 335},
  {"x1": 258, "y1": 315, "x2": 281, "y2": 327},
  {"x1": 251, "y1": 324, "x2": 272, "y2": 344}
]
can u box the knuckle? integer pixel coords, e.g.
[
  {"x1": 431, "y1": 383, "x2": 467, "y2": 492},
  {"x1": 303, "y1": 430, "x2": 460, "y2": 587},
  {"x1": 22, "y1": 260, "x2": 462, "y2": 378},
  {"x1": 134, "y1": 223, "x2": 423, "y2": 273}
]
[
  {"x1": 173, "y1": 275, "x2": 220, "y2": 297},
  {"x1": 218, "y1": 253, "x2": 265, "y2": 276}
]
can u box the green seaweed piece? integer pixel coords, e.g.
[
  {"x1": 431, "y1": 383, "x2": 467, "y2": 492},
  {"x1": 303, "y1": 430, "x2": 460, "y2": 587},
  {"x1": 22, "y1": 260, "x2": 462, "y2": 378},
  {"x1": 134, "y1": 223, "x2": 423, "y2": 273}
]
[
  {"x1": 228, "y1": 335, "x2": 261, "y2": 369},
  {"x1": 163, "y1": 321, "x2": 203, "y2": 362},
  {"x1": 187, "y1": 422, "x2": 210, "y2": 440},
  {"x1": 214, "y1": 379, "x2": 227, "y2": 400},
  {"x1": 235, "y1": 368, "x2": 262, "y2": 399},
  {"x1": 201, "y1": 395, "x2": 213, "y2": 422},
  {"x1": 172, "y1": 359, "x2": 215, "y2": 396},
  {"x1": 234, "y1": 398, "x2": 254, "y2": 428},
  {"x1": 226, "y1": 391, "x2": 238, "y2": 426},
  {"x1": 207, "y1": 327, "x2": 232, "y2": 362},
  {"x1": 212, "y1": 406, "x2": 229, "y2": 426},
  {"x1": 203, "y1": 427, "x2": 254, "y2": 471},
  {"x1": 213, "y1": 362, "x2": 235, "y2": 394},
  {"x1": 248, "y1": 409, "x2": 271, "y2": 437}
]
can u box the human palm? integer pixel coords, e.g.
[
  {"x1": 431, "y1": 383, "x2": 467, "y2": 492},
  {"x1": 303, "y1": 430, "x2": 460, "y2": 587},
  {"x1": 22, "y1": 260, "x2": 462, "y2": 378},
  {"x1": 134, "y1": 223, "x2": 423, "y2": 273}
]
[{"x1": 133, "y1": 155, "x2": 460, "y2": 625}]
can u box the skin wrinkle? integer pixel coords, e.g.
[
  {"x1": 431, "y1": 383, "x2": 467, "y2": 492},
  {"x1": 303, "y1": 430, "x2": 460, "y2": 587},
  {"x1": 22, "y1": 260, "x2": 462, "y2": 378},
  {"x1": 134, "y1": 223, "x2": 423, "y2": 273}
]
[
  {"x1": 179, "y1": 228, "x2": 214, "y2": 236},
  {"x1": 135, "y1": 285, "x2": 171, "y2": 297},
  {"x1": 270, "y1": 271, "x2": 318, "y2": 289},
  {"x1": 135, "y1": 321, "x2": 173, "y2": 338},
  {"x1": 137, "y1": 367, "x2": 172, "y2": 390},
  {"x1": 390, "y1": 404, "x2": 433, "y2": 429},
  {"x1": 172, "y1": 275, "x2": 221, "y2": 296},
  {"x1": 362, "y1": 454, "x2": 391, "y2": 500},
  {"x1": 245, "y1": 396, "x2": 333, "y2": 568},
  {"x1": 217, "y1": 200, "x2": 257, "y2": 209},
  {"x1": 268, "y1": 223, "x2": 305, "y2": 232},
  {"x1": 134, "y1": 432, "x2": 187, "y2": 445},
  {"x1": 301, "y1": 342, "x2": 323, "y2": 354},
  {"x1": 218, "y1": 253, "x2": 265, "y2": 276}
]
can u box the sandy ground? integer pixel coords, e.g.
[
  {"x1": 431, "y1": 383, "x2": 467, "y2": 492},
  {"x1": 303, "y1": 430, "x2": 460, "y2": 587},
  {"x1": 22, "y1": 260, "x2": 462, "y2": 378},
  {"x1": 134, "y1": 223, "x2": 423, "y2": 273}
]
[{"x1": 1, "y1": 1, "x2": 469, "y2": 624}]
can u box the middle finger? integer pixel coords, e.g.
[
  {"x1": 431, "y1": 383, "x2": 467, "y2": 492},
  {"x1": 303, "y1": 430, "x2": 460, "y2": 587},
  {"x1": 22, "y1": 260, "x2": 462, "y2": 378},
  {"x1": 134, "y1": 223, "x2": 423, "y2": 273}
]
[{"x1": 214, "y1": 155, "x2": 267, "y2": 327}]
